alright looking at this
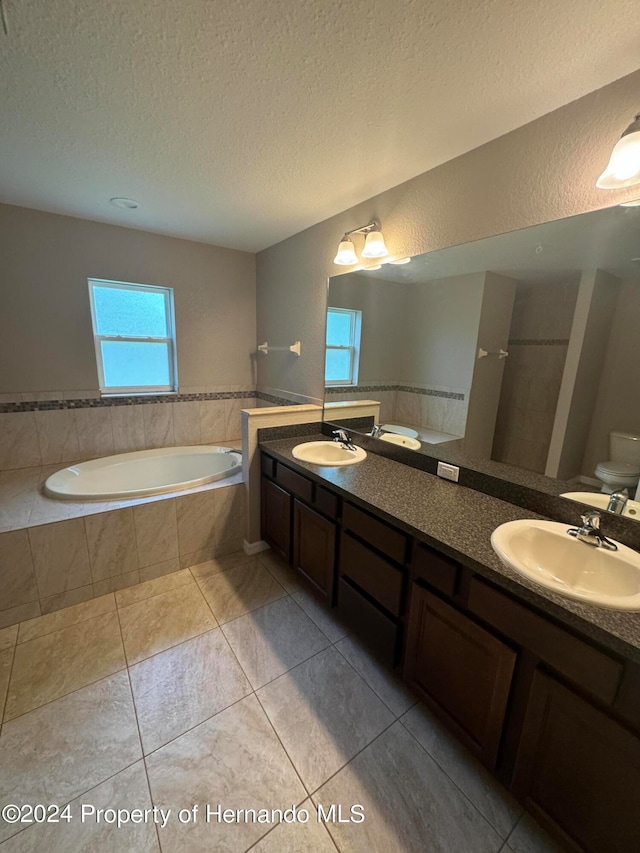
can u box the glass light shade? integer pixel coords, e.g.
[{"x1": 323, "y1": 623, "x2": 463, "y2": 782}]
[
  {"x1": 334, "y1": 239, "x2": 358, "y2": 265},
  {"x1": 597, "y1": 123, "x2": 640, "y2": 189},
  {"x1": 361, "y1": 230, "x2": 388, "y2": 258},
  {"x1": 390, "y1": 257, "x2": 411, "y2": 265}
]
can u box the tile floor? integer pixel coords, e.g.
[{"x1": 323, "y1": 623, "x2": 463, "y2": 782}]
[{"x1": 0, "y1": 550, "x2": 567, "y2": 852}]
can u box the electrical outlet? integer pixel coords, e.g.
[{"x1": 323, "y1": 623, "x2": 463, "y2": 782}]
[{"x1": 437, "y1": 461, "x2": 460, "y2": 482}]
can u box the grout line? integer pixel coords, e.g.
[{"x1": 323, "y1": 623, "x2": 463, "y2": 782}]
[
  {"x1": 0, "y1": 636, "x2": 19, "y2": 733},
  {"x1": 254, "y1": 689, "x2": 311, "y2": 797},
  {"x1": 115, "y1": 569, "x2": 195, "y2": 610},
  {"x1": 397, "y1": 714, "x2": 520, "y2": 841},
  {"x1": 15, "y1": 593, "x2": 117, "y2": 645},
  {"x1": 114, "y1": 602, "x2": 164, "y2": 853}
]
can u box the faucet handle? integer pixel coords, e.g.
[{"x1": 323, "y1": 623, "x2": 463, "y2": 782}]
[{"x1": 581, "y1": 510, "x2": 601, "y2": 530}]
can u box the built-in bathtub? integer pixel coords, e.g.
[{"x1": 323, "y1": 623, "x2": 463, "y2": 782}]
[{"x1": 45, "y1": 445, "x2": 242, "y2": 500}]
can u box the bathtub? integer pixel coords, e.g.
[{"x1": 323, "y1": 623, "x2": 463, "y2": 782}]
[{"x1": 45, "y1": 446, "x2": 242, "y2": 500}]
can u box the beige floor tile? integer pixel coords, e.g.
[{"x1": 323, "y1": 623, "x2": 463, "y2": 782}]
[
  {"x1": 5, "y1": 611, "x2": 126, "y2": 719},
  {"x1": 0, "y1": 762, "x2": 160, "y2": 852},
  {"x1": 222, "y1": 597, "x2": 331, "y2": 688},
  {"x1": 291, "y1": 588, "x2": 349, "y2": 643},
  {"x1": 0, "y1": 625, "x2": 18, "y2": 651},
  {"x1": 402, "y1": 703, "x2": 521, "y2": 838},
  {"x1": 93, "y1": 569, "x2": 140, "y2": 597},
  {"x1": 119, "y1": 583, "x2": 216, "y2": 665},
  {"x1": 39, "y1": 584, "x2": 94, "y2": 615},
  {"x1": 314, "y1": 722, "x2": 502, "y2": 853},
  {"x1": 507, "y1": 813, "x2": 568, "y2": 853},
  {"x1": 17, "y1": 593, "x2": 115, "y2": 644},
  {"x1": 188, "y1": 549, "x2": 253, "y2": 580},
  {"x1": 337, "y1": 636, "x2": 416, "y2": 718},
  {"x1": 129, "y1": 627, "x2": 251, "y2": 754},
  {"x1": 0, "y1": 602, "x2": 40, "y2": 631},
  {"x1": 0, "y1": 648, "x2": 13, "y2": 721},
  {"x1": 197, "y1": 560, "x2": 286, "y2": 624},
  {"x1": 145, "y1": 695, "x2": 306, "y2": 852},
  {"x1": 0, "y1": 672, "x2": 142, "y2": 844},
  {"x1": 115, "y1": 567, "x2": 193, "y2": 608},
  {"x1": 258, "y1": 550, "x2": 305, "y2": 593},
  {"x1": 257, "y1": 647, "x2": 394, "y2": 791},
  {"x1": 251, "y1": 799, "x2": 336, "y2": 852}
]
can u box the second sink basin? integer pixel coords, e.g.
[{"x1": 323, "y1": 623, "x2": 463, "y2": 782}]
[
  {"x1": 379, "y1": 433, "x2": 422, "y2": 450},
  {"x1": 292, "y1": 441, "x2": 367, "y2": 466},
  {"x1": 491, "y1": 519, "x2": 640, "y2": 610},
  {"x1": 562, "y1": 491, "x2": 640, "y2": 520}
]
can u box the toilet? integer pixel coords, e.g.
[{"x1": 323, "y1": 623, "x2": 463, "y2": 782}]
[{"x1": 594, "y1": 431, "x2": 640, "y2": 493}]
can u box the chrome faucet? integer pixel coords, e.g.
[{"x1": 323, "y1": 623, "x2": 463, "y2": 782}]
[
  {"x1": 370, "y1": 424, "x2": 384, "y2": 438},
  {"x1": 607, "y1": 489, "x2": 629, "y2": 515},
  {"x1": 332, "y1": 429, "x2": 357, "y2": 452},
  {"x1": 567, "y1": 511, "x2": 618, "y2": 551}
]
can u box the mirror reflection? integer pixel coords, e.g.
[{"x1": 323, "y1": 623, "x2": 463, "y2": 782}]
[{"x1": 324, "y1": 204, "x2": 640, "y2": 520}]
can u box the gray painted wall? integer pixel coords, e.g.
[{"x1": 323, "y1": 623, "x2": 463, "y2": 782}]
[
  {"x1": 0, "y1": 204, "x2": 256, "y2": 394},
  {"x1": 255, "y1": 69, "x2": 640, "y2": 405}
]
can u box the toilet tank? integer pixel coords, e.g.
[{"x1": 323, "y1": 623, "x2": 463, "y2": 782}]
[{"x1": 610, "y1": 430, "x2": 640, "y2": 463}]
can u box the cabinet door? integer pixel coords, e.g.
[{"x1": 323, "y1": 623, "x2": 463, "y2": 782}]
[
  {"x1": 512, "y1": 670, "x2": 640, "y2": 853},
  {"x1": 293, "y1": 499, "x2": 336, "y2": 602},
  {"x1": 403, "y1": 585, "x2": 516, "y2": 768},
  {"x1": 261, "y1": 477, "x2": 292, "y2": 562}
]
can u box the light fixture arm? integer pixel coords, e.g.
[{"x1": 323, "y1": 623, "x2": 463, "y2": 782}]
[{"x1": 340, "y1": 220, "x2": 380, "y2": 241}]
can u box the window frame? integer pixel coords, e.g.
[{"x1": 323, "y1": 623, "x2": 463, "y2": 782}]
[
  {"x1": 88, "y1": 278, "x2": 178, "y2": 395},
  {"x1": 325, "y1": 306, "x2": 362, "y2": 386}
]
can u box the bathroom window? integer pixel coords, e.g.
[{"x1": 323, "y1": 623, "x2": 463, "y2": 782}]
[
  {"x1": 88, "y1": 279, "x2": 178, "y2": 394},
  {"x1": 325, "y1": 307, "x2": 362, "y2": 385}
]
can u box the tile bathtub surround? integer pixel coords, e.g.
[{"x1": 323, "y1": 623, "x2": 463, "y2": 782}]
[
  {"x1": 0, "y1": 481, "x2": 246, "y2": 629},
  {"x1": 0, "y1": 391, "x2": 257, "y2": 471},
  {"x1": 0, "y1": 551, "x2": 559, "y2": 851}
]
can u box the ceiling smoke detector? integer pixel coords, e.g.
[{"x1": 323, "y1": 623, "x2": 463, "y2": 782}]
[{"x1": 109, "y1": 197, "x2": 141, "y2": 210}]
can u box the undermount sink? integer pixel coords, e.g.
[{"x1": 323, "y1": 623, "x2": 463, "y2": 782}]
[
  {"x1": 491, "y1": 519, "x2": 640, "y2": 610},
  {"x1": 379, "y1": 432, "x2": 422, "y2": 450},
  {"x1": 562, "y1": 491, "x2": 640, "y2": 519},
  {"x1": 291, "y1": 441, "x2": 367, "y2": 466}
]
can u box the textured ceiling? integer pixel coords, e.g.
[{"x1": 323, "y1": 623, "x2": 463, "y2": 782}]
[{"x1": 0, "y1": 0, "x2": 638, "y2": 251}]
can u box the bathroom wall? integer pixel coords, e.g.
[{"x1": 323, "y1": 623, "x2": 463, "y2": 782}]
[
  {"x1": 547, "y1": 269, "x2": 620, "y2": 481},
  {"x1": 581, "y1": 275, "x2": 640, "y2": 479},
  {"x1": 255, "y1": 69, "x2": 640, "y2": 406},
  {"x1": 492, "y1": 278, "x2": 578, "y2": 472},
  {"x1": 0, "y1": 204, "x2": 257, "y2": 467}
]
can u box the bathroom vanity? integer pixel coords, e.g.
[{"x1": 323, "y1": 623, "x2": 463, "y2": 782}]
[{"x1": 260, "y1": 435, "x2": 640, "y2": 853}]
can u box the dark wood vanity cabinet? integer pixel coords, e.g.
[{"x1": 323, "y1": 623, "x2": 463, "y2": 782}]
[
  {"x1": 403, "y1": 585, "x2": 516, "y2": 768},
  {"x1": 260, "y1": 449, "x2": 640, "y2": 851},
  {"x1": 512, "y1": 670, "x2": 640, "y2": 853},
  {"x1": 261, "y1": 476, "x2": 292, "y2": 562},
  {"x1": 293, "y1": 500, "x2": 336, "y2": 602}
]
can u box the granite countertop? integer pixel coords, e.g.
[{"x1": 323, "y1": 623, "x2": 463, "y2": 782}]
[{"x1": 260, "y1": 434, "x2": 640, "y2": 664}]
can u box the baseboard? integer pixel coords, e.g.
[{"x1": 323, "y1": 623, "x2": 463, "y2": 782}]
[{"x1": 244, "y1": 539, "x2": 270, "y2": 556}]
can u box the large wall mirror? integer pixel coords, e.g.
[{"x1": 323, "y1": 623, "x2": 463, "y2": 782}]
[{"x1": 324, "y1": 203, "x2": 640, "y2": 520}]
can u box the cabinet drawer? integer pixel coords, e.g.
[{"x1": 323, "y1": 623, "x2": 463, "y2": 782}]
[
  {"x1": 314, "y1": 484, "x2": 338, "y2": 520},
  {"x1": 275, "y1": 463, "x2": 313, "y2": 503},
  {"x1": 340, "y1": 532, "x2": 404, "y2": 616},
  {"x1": 261, "y1": 453, "x2": 276, "y2": 478},
  {"x1": 468, "y1": 578, "x2": 622, "y2": 704},
  {"x1": 337, "y1": 577, "x2": 400, "y2": 666},
  {"x1": 343, "y1": 502, "x2": 408, "y2": 564},
  {"x1": 413, "y1": 543, "x2": 460, "y2": 599}
]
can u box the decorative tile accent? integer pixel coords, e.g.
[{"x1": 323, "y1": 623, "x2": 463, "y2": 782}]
[
  {"x1": 325, "y1": 383, "x2": 465, "y2": 400},
  {"x1": 0, "y1": 389, "x2": 261, "y2": 414}
]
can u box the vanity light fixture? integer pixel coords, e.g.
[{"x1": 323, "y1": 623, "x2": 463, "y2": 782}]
[
  {"x1": 333, "y1": 220, "x2": 388, "y2": 265},
  {"x1": 597, "y1": 114, "x2": 640, "y2": 189},
  {"x1": 389, "y1": 257, "x2": 411, "y2": 265}
]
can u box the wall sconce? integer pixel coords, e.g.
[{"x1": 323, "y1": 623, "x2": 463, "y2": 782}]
[
  {"x1": 333, "y1": 220, "x2": 388, "y2": 265},
  {"x1": 597, "y1": 114, "x2": 640, "y2": 189}
]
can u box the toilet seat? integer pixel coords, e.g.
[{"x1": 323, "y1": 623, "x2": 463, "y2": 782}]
[{"x1": 595, "y1": 460, "x2": 640, "y2": 477}]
